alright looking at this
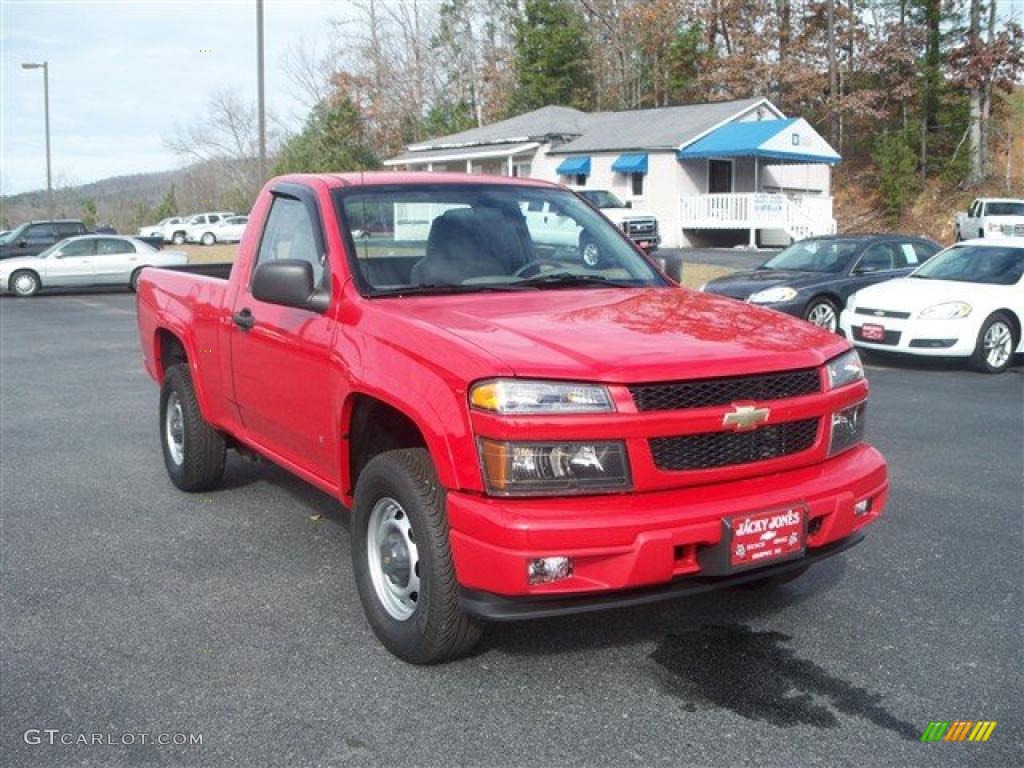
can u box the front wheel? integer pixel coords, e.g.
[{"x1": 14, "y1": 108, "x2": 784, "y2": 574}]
[
  {"x1": 172, "y1": 231, "x2": 186, "y2": 245},
  {"x1": 9, "y1": 270, "x2": 40, "y2": 297},
  {"x1": 160, "y1": 364, "x2": 226, "y2": 491},
  {"x1": 201, "y1": 232, "x2": 216, "y2": 246},
  {"x1": 970, "y1": 313, "x2": 1017, "y2": 374},
  {"x1": 804, "y1": 297, "x2": 839, "y2": 333},
  {"x1": 352, "y1": 448, "x2": 481, "y2": 664},
  {"x1": 578, "y1": 233, "x2": 603, "y2": 268}
]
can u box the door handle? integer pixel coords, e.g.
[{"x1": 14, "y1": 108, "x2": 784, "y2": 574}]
[{"x1": 233, "y1": 308, "x2": 255, "y2": 330}]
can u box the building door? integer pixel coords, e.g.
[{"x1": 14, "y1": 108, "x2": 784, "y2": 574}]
[{"x1": 708, "y1": 159, "x2": 733, "y2": 194}]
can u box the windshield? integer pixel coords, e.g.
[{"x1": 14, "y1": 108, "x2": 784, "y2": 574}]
[
  {"x1": 579, "y1": 190, "x2": 625, "y2": 209},
  {"x1": 912, "y1": 244, "x2": 1024, "y2": 285},
  {"x1": 336, "y1": 184, "x2": 666, "y2": 296},
  {"x1": 0, "y1": 224, "x2": 28, "y2": 245},
  {"x1": 36, "y1": 240, "x2": 67, "y2": 258},
  {"x1": 761, "y1": 240, "x2": 861, "y2": 273},
  {"x1": 986, "y1": 202, "x2": 1024, "y2": 216}
]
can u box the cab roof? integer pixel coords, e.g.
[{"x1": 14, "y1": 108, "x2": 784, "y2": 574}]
[{"x1": 277, "y1": 171, "x2": 562, "y2": 190}]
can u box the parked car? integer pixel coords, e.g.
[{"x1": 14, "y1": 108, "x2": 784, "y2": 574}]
[
  {"x1": 181, "y1": 212, "x2": 235, "y2": 245},
  {"x1": 0, "y1": 220, "x2": 89, "y2": 260},
  {"x1": 574, "y1": 188, "x2": 661, "y2": 257},
  {"x1": 840, "y1": 239, "x2": 1023, "y2": 373},
  {"x1": 954, "y1": 198, "x2": 1024, "y2": 240},
  {"x1": 0, "y1": 235, "x2": 187, "y2": 297},
  {"x1": 190, "y1": 214, "x2": 248, "y2": 245},
  {"x1": 138, "y1": 217, "x2": 188, "y2": 242},
  {"x1": 700, "y1": 234, "x2": 943, "y2": 332},
  {"x1": 137, "y1": 172, "x2": 887, "y2": 663}
]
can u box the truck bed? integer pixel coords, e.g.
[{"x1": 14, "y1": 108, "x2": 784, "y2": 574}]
[{"x1": 160, "y1": 262, "x2": 234, "y2": 280}]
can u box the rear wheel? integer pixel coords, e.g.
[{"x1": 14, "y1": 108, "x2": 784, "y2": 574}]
[
  {"x1": 579, "y1": 233, "x2": 603, "y2": 268},
  {"x1": 172, "y1": 231, "x2": 186, "y2": 245},
  {"x1": 160, "y1": 364, "x2": 226, "y2": 491},
  {"x1": 352, "y1": 448, "x2": 481, "y2": 664},
  {"x1": 970, "y1": 313, "x2": 1017, "y2": 374},
  {"x1": 804, "y1": 297, "x2": 839, "y2": 333},
  {"x1": 10, "y1": 270, "x2": 40, "y2": 297}
]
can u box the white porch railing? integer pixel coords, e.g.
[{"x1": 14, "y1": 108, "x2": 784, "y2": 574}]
[{"x1": 680, "y1": 193, "x2": 836, "y2": 242}]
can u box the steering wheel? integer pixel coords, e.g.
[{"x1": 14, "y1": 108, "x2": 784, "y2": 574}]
[{"x1": 513, "y1": 259, "x2": 568, "y2": 279}]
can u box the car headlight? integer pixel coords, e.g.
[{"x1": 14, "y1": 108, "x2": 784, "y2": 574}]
[
  {"x1": 829, "y1": 402, "x2": 866, "y2": 457},
  {"x1": 826, "y1": 349, "x2": 864, "y2": 389},
  {"x1": 748, "y1": 286, "x2": 798, "y2": 304},
  {"x1": 470, "y1": 379, "x2": 613, "y2": 415},
  {"x1": 918, "y1": 302, "x2": 972, "y2": 320},
  {"x1": 479, "y1": 439, "x2": 631, "y2": 495}
]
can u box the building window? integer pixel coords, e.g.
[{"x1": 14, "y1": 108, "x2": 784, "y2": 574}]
[
  {"x1": 512, "y1": 162, "x2": 532, "y2": 178},
  {"x1": 574, "y1": 173, "x2": 587, "y2": 187},
  {"x1": 630, "y1": 173, "x2": 644, "y2": 197}
]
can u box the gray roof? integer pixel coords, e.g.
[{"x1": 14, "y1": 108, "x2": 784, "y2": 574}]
[
  {"x1": 391, "y1": 98, "x2": 774, "y2": 162},
  {"x1": 386, "y1": 141, "x2": 540, "y2": 166}
]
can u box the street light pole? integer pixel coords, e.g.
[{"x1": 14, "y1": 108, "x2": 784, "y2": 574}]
[
  {"x1": 21, "y1": 61, "x2": 53, "y2": 218},
  {"x1": 257, "y1": 0, "x2": 266, "y2": 184}
]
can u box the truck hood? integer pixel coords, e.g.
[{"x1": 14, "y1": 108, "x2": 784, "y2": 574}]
[
  {"x1": 386, "y1": 287, "x2": 849, "y2": 382},
  {"x1": 601, "y1": 207, "x2": 656, "y2": 222}
]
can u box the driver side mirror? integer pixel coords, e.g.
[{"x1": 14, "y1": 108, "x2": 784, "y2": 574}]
[
  {"x1": 18, "y1": 239, "x2": 28, "y2": 248},
  {"x1": 252, "y1": 259, "x2": 329, "y2": 313}
]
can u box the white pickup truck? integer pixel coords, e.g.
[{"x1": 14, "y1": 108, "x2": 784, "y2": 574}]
[
  {"x1": 954, "y1": 198, "x2": 1024, "y2": 240},
  {"x1": 573, "y1": 189, "x2": 660, "y2": 256}
]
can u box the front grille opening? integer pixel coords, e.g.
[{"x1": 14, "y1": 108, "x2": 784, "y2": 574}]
[
  {"x1": 650, "y1": 418, "x2": 820, "y2": 471},
  {"x1": 630, "y1": 369, "x2": 821, "y2": 412}
]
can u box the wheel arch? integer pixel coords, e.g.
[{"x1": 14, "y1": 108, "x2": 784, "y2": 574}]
[
  {"x1": 9, "y1": 267, "x2": 42, "y2": 292},
  {"x1": 152, "y1": 326, "x2": 218, "y2": 424},
  {"x1": 990, "y1": 308, "x2": 1022, "y2": 347}
]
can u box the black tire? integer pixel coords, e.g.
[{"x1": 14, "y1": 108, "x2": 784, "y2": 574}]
[
  {"x1": 731, "y1": 564, "x2": 810, "y2": 591},
  {"x1": 9, "y1": 270, "x2": 40, "y2": 297},
  {"x1": 803, "y1": 297, "x2": 840, "y2": 333},
  {"x1": 578, "y1": 233, "x2": 604, "y2": 268},
  {"x1": 352, "y1": 448, "x2": 481, "y2": 664},
  {"x1": 159, "y1": 363, "x2": 226, "y2": 491},
  {"x1": 201, "y1": 232, "x2": 216, "y2": 246},
  {"x1": 172, "y1": 231, "x2": 186, "y2": 245},
  {"x1": 130, "y1": 267, "x2": 144, "y2": 292},
  {"x1": 969, "y1": 312, "x2": 1017, "y2": 374}
]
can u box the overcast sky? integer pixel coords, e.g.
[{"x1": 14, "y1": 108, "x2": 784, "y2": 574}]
[{"x1": 1, "y1": 0, "x2": 346, "y2": 195}]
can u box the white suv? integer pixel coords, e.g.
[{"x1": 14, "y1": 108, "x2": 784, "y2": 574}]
[{"x1": 180, "y1": 212, "x2": 236, "y2": 245}]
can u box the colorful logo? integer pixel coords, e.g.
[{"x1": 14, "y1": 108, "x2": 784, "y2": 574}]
[{"x1": 920, "y1": 721, "x2": 997, "y2": 742}]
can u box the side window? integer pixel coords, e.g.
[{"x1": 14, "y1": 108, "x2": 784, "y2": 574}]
[
  {"x1": 58, "y1": 239, "x2": 96, "y2": 257},
  {"x1": 913, "y1": 242, "x2": 939, "y2": 263},
  {"x1": 256, "y1": 196, "x2": 324, "y2": 285},
  {"x1": 25, "y1": 224, "x2": 56, "y2": 242},
  {"x1": 96, "y1": 238, "x2": 134, "y2": 255},
  {"x1": 968, "y1": 201, "x2": 978, "y2": 218},
  {"x1": 55, "y1": 222, "x2": 82, "y2": 237},
  {"x1": 857, "y1": 244, "x2": 895, "y2": 272},
  {"x1": 209, "y1": 215, "x2": 220, "y2": 224},
  {"x1": 896, "y1": 242, "x2": 919, "y2": 267},
  {"x1": 631, "y1": 172, "x2": 644, "y2": 197}
]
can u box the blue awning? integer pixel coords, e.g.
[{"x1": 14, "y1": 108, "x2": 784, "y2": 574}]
[
  {"x1": 556, "y1": 156, "x2": 591, "y2": 176},
  {"x1": 611, "y1": 153, "x2": 648, "y2": 174},
  {"x1": 678, "y1": 118, "x2": 841, "y2": 165}
]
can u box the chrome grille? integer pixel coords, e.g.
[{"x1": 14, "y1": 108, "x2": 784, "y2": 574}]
[
  {"x1": 630, "y1": 369, "x2": 821, "y2": 412},
  {"x1": 650, "y1": 418, "x2": 820, "y2": 471}
]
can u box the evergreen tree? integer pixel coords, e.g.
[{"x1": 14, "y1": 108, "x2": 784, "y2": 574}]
[
  {"x1": 509, "y1": 0, "x2": 593, "y2": 114},
  {"x1": 154, "y1": 185, "x2": 178, "y2": 219},
  {"x1": 274, "y1": 97, "x2": 381, "y2": 175}
]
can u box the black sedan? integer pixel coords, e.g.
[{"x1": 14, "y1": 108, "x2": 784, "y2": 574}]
[{"x1": 700, "y1": 234, "x2": 943, "y2": 332}]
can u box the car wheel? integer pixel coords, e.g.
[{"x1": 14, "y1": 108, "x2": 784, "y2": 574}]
[
  {"x1": 970, "y1": 312, "x2": 1017, "y2": 374},
  {"x1": 172, "y1": 231, "x2": 186, "y2": 245},
  {"x1": 130, "y1": 267, "x2": 144, "y2": 292},
  {"x1": 804, "y1": 297, "x2": 840, "y2": 333},
  {"x1": 9, "y1": 270, "x2": 40, "y2": 297},
  {"x1": 579, "y1": 234, "x2": 603, "y2": 268},
  {"x1": 352, "y1": 447, "x2": 482, "y2": 664},
  {"x1": 160, "y1": 364, "x2": 226, "y2": 491},
  {"x1": 201, "y1": 232, "x2": 216, "y2": 246}
]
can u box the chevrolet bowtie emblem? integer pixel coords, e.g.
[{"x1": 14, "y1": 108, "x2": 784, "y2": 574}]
[{"x1": 723, "y1": 404, "x2": 770, "y2": 431}]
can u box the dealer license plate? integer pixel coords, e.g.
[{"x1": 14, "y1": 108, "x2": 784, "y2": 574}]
[
  {"x1": 728, "y1": 506, "x2": 806, "y2": 568},
  {"x1": 860, "y1": 323, "x2": 886, "y2": 341}
]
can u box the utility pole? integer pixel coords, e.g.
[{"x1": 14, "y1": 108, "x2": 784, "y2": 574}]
[
  {"x1": 21, "y1": 61, "x2": 52, "y2": 218},
  {"x1": 257, "y1": 0, "x2": 267, "y2": 183}
]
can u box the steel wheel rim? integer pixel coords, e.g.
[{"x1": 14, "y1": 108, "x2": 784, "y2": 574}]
[
  {"x1": 808, "y1": 303, "x2": 837, "y2": 332},
  {"x1": 582, "y1": 242, "x2": 601, "y2": 267},
  {"x1": 13, "y1": 274, "x2": 36, "y2": 295},
  {"x1": 165, "y1": 392, "x2": 185, "y2": 465},
  {"x1": 366, "y1": 497, "x2": 420, "y2": 621},
  {"x1": 984, "y1": 322, "x2": 1012, "y2": 368}
]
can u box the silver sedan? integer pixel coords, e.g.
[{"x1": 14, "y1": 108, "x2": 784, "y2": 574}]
[{"x1": 0, "y1": 235, "x2": 188, "y2": 297}]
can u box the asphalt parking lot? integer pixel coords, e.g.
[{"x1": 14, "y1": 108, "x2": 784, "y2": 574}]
[{"x1": 1, "y1": 290, "x2": 1021, "y2": 768}]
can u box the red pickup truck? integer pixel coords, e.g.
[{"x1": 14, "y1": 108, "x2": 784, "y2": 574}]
[{"x1": 137, "y1": 172, "x2": 887, "y2": 663}]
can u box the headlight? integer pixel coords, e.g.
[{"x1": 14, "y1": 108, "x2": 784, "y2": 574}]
[
  {"x1": 479, "y1": 439, "x2": 630, "y2": 495},
  {"x1": 826, "y1": 349, "x2": 864, "y2": 389},
  {"x1": 470, "y1": 379, "x2": 613, "y2": 415},
  {"x1": 829, "y1": 402, "x2": 866, "y2": 457},
  {"x1": 748, "y1": 286, "x2": 798, "y2": 304},
  {"x1": 918, "y1": 302, "x2": 972, "y2": 320}
]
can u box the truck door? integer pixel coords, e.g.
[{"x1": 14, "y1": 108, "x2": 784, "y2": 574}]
[{"x1": 229, "y1": 186, "x2": 339, "y2": 484}]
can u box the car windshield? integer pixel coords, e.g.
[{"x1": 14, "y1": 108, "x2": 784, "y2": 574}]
[
  {"x1": 912, "y1": 244, "x2": 1024, "y2": 285},
  {"x1": 0, "y1": 224, "x2": 28, "y2": 245},
  {"x1": 336, "y1": 184, "x2": 666, "y2": 296},
  {"x1": 986, "y1": 202, "x2": 1024, "y2": 216},
  {"x1": 580, "y1": 190, "x2": 625, "y2": 209},
  {"x1": 36, "y1": 240, "x2": 68, "y2": 258},
  {"x1": 761, "y1": 240, "x2": 861, "y2": 273}
]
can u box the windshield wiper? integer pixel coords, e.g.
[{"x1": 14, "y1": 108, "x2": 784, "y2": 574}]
[
  {"x1": 513, "y1": 272, "x2": 636, "y2": 289},
  {"x1": 372, "y1": 282, "x2": 531, "y2": 297}
]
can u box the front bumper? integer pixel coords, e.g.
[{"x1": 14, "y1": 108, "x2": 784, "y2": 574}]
[
  {"x1": 839, "y1": 309, "x2": 980, "y2": 357},
  {"x1": 628, "y1": 233, "x2": 660, "y2": 252},
  {"x1": 447, "y1": 443, "x2": 887, "y2": 612}
]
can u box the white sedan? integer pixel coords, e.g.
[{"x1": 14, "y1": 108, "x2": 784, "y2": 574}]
[
  {"x1": 840, "y1": 239, "x2": 1023, "y2": 373},
  {"x1": 0, "y1": 235, "x2": 187, "y2": 297}
]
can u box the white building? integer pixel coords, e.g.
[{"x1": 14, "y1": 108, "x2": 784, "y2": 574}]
[{"x1": 385, "y1": 97, "x2": 840, "y2": 248}]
